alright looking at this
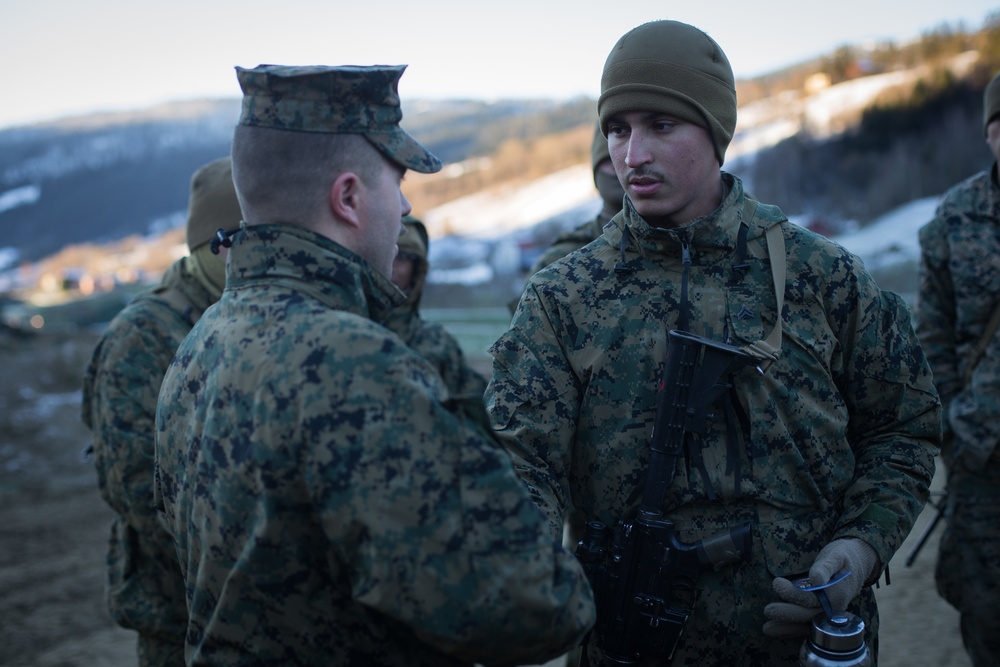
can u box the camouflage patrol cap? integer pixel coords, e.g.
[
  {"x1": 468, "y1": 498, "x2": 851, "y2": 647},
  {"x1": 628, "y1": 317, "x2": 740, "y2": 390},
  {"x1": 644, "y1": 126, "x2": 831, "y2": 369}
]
[
  {"x1": 186, "y1": 157, "x2": 243, "y2": 251},
  {"x1": 235, "y1": 64, "x2": 442, "y2": 174},
  {"x1": 984, "y1": 70, "x2": 1000, "y2": 136},
  {"x1": 599, "y1": 20, "x2": 736, "y2": 165}
]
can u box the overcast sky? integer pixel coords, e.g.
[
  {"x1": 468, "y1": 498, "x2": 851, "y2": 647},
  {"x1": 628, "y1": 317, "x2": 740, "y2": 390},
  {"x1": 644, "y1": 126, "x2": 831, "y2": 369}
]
[{"x1": 2, "y1": 0, "x2": 998, "y2": 130}]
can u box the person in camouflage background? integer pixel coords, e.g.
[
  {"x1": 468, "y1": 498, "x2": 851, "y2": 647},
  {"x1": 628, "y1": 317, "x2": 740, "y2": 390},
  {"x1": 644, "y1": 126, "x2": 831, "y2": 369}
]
[
  {"x1": 916, "y1": 69, "x2": 1000, "y2": 667},
  {"x1": 81, "y1": 157, "x2": 241, "y2": 667},
  {"x1": 485, "y1": 20, "x2": 941, "y2": 666},
  {"x1": 153, "y1": 64, "x2": 594, "y2": 667},
  {"x1": 508, "y1": 122, "x2": 625, "y2": 316},
  {"x1": 385, "y1": 214, "x2": 487, "y2": 399},
  {"x1": 528, "y1": 120, "x2": 625, "y2": 275}
]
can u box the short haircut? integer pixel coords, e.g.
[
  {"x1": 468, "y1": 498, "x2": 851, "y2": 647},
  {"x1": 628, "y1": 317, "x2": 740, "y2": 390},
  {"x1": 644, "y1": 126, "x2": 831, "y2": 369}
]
[{"x1": 231, "y1": 125, "x2": 382, "y2": 227}]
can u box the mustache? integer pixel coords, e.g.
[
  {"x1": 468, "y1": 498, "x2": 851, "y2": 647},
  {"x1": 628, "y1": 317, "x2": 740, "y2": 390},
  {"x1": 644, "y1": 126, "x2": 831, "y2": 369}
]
[{"x1": 624, "y1": 167, "x2": 666, "y2": 183}]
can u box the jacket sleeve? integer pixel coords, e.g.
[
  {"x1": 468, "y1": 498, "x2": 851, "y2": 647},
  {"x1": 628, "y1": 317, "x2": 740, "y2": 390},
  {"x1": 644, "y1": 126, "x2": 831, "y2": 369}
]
[
  {"x1": 307, "y1": 325, "x2": 594, "y2": 666},
  {"x1": 833, "y1": 276, "x2": 941, "y2": 570},
  {"x1": 83, "y1": 301, "x2": 186, "y2": 526},
  {"x1": 916, "y1": 215, "x2": 961, "y2": 416},
  {"x1": 485, "y1": 284, "x2": 582, "y2": 541}
]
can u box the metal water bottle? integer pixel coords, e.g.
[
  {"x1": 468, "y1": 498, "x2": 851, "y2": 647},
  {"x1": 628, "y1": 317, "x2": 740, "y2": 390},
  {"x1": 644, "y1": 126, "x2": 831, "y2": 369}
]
[
  {"x1": 796, "y1": 570, "x2": 872, "y2": 667},
  {"x1": 799, "y1": 609, "x2": 872, "y2": 666}
]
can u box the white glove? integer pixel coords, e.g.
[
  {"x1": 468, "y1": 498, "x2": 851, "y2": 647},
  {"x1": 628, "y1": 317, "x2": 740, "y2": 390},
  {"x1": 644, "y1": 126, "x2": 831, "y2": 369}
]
[{"x1": 762, "y1": 538, "x2": 879, "y2": 638}]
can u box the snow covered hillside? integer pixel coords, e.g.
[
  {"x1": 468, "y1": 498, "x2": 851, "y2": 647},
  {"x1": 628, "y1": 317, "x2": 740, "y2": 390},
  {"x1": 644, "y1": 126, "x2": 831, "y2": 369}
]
[
  {"x1": 831, "y1": 196, "x2": 939, "y2": 272},
  {"x1": 419, "y1": 50, "x2": 976, "y2": 261},
  {"x1": 421, "y1": 163, "x2": 600, "y2": 241}
]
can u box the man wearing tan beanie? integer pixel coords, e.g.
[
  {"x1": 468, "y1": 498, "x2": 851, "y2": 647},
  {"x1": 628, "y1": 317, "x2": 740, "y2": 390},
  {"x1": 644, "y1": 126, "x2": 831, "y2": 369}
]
[
  {"x1": 487, "y1": 19, "x2": 940, "y2": 666},
  {"x1": 81, "y1": 157, "x2": 240, "y2": 666},
  {"x1": 916, "y1": 69, "x2": 1000, "y2": 667}
]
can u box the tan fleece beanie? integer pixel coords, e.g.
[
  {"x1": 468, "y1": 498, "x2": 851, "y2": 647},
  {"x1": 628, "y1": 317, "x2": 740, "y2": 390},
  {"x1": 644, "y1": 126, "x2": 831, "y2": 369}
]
[
  {"x1": 186, "y1": 157, "x2": 243, "y2": 251},
  {"x1": 599, "y1": 20, "x2": 737, "y2": 165}
]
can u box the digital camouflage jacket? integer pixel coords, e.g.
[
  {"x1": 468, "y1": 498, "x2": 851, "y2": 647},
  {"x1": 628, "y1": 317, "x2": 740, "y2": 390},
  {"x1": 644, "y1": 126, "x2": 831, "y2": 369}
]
[
  {"x1": 917, "y1": 165, "x2": 1000, "y2": 470},
  {"x1": 529, "y1": 210, "x2": 614, "y2": 277},
  {"x1": 487, "y1": 174, "x2": 940, "y2": 665},
  {"x1": 82, "y1": 257, "x2": 215, "y2": 642},
  {"x1": 154, "y1": 223, "x2": 594, "y2": 667}
]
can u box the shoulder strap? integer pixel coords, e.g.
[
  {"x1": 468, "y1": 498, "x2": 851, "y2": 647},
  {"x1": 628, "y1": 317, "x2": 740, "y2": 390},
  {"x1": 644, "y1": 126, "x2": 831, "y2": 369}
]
[
  {"x1": 740, "y1": 221, "x2": 785, "y2": 374},
  {"x1": 963, "y1": 299, "x2": 1000, "y2": 387}
]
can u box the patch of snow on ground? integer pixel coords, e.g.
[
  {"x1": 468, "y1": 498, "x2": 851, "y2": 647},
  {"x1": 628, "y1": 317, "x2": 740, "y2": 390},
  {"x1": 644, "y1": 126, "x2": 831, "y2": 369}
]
[
  {"x1": 423, "y1": 164, "x2": 597, "y2": 241},
  {"x1": 832, "y1": 196, "x2": 940, "y2": 270}
]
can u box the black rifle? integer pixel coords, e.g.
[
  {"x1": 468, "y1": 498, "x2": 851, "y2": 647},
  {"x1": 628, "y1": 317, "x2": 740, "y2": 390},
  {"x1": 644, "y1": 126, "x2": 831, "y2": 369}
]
[
  {"x1": 904, "y1": 491, "x2": 948, "y2": 568},
  {"x1": 575, "y1": 330, "x2": 757, "y2": 666}
]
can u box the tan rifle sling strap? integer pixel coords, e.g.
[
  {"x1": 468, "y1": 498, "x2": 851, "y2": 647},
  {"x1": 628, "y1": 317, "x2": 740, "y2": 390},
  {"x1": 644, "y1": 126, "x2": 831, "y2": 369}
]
[
  {"x1": 735, "y1": 213, "x2": 999, "y2": 383},
  {"x1": 740, "y1": 220, "x2": 786, "y2": 375}
]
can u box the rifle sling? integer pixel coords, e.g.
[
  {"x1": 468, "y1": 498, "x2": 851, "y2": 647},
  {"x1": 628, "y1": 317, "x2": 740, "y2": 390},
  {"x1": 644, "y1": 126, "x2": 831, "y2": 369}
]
[{"x1": 740, "y1": 220, "x2": 785, "y2": 374}]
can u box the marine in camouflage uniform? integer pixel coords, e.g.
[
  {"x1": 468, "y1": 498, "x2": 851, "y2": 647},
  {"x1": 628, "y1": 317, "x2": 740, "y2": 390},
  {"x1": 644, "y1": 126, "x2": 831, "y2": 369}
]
[
  {"x1": 916, "y1": 70, "x2": 1000, "y2": 667},
  {"x1": 528, "y1": 121, "x2": 625, "y2": 275},
  {"x1": 486, "y1": 21, "x2": 940, "y2": 666},
  {"x1": 384, "y1": 215, "x2": 487, "y2": 399},
  {"x1": 81, "y1": 157, "x2": 241, "y2": 666},
  {"x1": 154, "y1": 64, "x2": 594, "y2": 667}
]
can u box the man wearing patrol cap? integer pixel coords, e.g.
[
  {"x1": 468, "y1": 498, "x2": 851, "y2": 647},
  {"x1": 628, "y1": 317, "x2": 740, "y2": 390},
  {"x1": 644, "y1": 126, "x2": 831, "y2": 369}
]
[
  {"x1": 917, "y1": 69, "x2": 1000, "y2": 667},
  {"x1": 154, "y1": 64, "x2": 594, "y2": 667},
  {"x1": 486, "y1": 20, "x2": 940, "y2": 666},
  {"x1": 82, "y1": 156, "x2": 240, "y2": 667}
]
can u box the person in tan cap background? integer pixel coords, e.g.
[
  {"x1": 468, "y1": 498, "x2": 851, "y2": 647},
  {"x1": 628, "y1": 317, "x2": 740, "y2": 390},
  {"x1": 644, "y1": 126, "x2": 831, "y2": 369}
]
[
  {"x1": 916, "y1": 69, "x2": 1000, "y2": 667},
  {"x1": 153, "y1": 64, "x2": 595, "y2": 667},
  {"x1": 81, "y1": 156, "x2": 240, "y2": 667},
  {"x1": 486, "y1": 19, "x2": 940, "y2": 666},
  {"x1": 508, "y1": 120, "x2": 626, "y2": 317},
  {"x1": 528, "y1": 121, "x2": 625, "y2": 277}
]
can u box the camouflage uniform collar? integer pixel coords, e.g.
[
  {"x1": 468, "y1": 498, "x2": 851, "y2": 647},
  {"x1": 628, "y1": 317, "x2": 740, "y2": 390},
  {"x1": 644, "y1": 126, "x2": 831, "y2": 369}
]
[
  {"x1": 227, "y1": 222, "x2": 405, "y2": 322},
  {"x1": 165, "y1": 257, "x2": 216, "y2": 308},
  {"x1": 145, "y1": 256, "x2": 218, "y2": 323},
  {"x1": 606, "y1": 172, "x2": 746, "y2": 255}
]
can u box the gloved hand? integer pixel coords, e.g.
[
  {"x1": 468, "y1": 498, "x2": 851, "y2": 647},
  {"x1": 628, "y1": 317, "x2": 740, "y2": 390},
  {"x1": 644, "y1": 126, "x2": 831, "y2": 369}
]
[{"x1": 762, "y1": 538, "x2": 879, "y2": 638}]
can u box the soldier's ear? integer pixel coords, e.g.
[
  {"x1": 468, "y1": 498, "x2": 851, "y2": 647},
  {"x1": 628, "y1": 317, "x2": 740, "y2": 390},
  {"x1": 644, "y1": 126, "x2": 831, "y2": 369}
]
[{"x1": 330, "y1": 171, "x2": 363, "y2": 230}]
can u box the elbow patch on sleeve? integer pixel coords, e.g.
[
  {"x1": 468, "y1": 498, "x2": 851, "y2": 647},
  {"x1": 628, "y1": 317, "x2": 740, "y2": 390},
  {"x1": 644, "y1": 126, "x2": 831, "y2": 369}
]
[{"x1": 857, "y1": 503, "x2": 899, "y2": 535}]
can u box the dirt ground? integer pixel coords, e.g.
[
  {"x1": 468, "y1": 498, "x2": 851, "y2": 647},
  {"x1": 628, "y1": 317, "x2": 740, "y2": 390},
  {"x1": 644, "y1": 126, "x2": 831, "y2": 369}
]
[{"x1": 0, "y1": 329, "x2": 973, "y2": 667}]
